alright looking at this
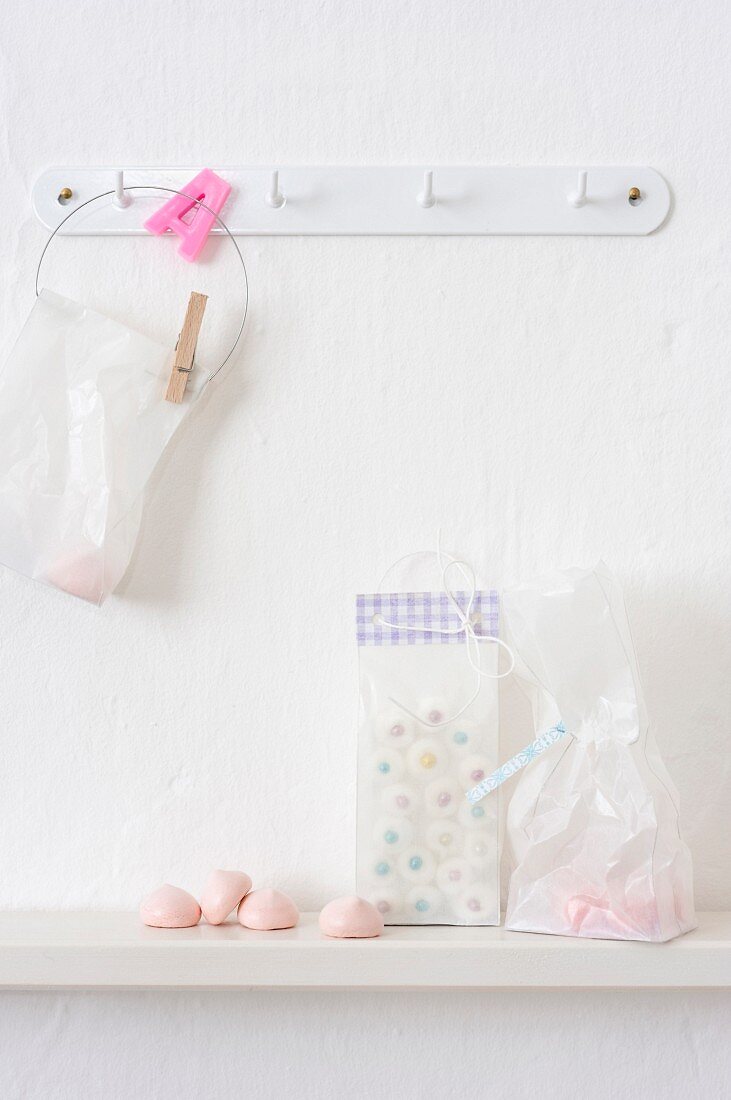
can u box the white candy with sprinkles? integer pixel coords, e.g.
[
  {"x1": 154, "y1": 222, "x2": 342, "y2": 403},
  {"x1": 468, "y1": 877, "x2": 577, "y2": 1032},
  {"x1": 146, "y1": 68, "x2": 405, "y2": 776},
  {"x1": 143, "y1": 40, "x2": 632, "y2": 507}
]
[
  {"x1": 372, "y1": 816, "x2": 413, "y2": 853},
  {"x1": 425, "y1": 820, "x2": 464, "y2": 859},
  {"x1": 397, "y1": 847, "x2": 436, "y2": 884},
  {"x1": 380, "y1": 783, "x2": 418, "y2": 817},
  {"x1": 463, "y1": 829, "x2": 494, "y2": 867},
  {"x1": 375, "y1": 712, "x2": 416, "y2": 748},
  {"x1": 371, "y1": 748, "x2": 405, "y2": 786},
  {"x1": 449, "y1": 723, "x2": 479, "y2": 754},
  {"x1": 452, "y1": 884, "x2": 495, "y2": 923},
  {"x1": 436, "y1": 857, "x2": 474, "y2": 897},
  {"x1": 407, "y1": 737, "x2": 446, "y2": 780},
  {"x1": 368, "y1": 887, "x2": 403, "y2": 921},
  {"x1": 370, "y1": 855, "x2": 396, "y2": 881},
  {"x1": 457, "y1": 754, "x2": 491, "y2": 791},
  {"x1": 418, "y1": 697, "x2": 450, "y2": 727},
  {"x1": 406, "y1": 885, "x2": 442, "y2": 919},
  {"x1": 424, "y1": 778, "x2": 461, "y2": 818},
  {"x1": 458, "y1": 799, "x2": 490, "y2": 830}
]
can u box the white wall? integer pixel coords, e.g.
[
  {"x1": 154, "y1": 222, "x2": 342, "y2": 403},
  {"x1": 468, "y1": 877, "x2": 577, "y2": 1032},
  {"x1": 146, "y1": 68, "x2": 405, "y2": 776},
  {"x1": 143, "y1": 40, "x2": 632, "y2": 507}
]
[{"x1": 0, "y1": 1, "x2": 728, "y2": 1097}]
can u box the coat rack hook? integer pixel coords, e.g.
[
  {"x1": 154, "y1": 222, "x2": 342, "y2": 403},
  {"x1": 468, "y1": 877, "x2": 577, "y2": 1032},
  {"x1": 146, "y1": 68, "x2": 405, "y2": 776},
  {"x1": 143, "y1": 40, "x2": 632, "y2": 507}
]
[
  {"x1": 265, "y1": 169, "x2": 286, "y2": 209},
  {"x1": 568, "y1": 169, "x2": 588, "y2": 208},
  {"x1": 112, "y1": 170, "x2": 132, "y2": 210},
  {"x1": 417, "y1": 170, "x2": 436, "y2": 209}
]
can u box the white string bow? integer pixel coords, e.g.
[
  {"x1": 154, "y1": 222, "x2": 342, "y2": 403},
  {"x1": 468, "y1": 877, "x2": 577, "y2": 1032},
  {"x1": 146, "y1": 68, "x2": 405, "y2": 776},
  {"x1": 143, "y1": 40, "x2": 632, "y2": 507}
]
[{"x1": 375, "y1": 535, "x2": 515, "y2": 728}]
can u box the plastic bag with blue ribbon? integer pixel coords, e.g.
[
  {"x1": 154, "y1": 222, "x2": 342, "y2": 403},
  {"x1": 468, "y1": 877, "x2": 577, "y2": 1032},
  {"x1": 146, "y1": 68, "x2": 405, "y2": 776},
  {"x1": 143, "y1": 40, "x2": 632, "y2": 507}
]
[{"x1": 500, "y1": 563, "x2": 695, "y2": 942}]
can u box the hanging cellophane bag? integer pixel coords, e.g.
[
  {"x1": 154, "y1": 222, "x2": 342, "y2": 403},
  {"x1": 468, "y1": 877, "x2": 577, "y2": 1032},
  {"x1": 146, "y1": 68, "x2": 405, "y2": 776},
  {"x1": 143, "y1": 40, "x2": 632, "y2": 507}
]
[
  {"x1": 501, "y1": 563, "x2": 696, "y2": 942},
  {"x1": 0, "y1": 290, "x2": 203, "y2": 603},
  {"x1": 356, "y1": 550, "x2": 509, "y2": 926},
  {"x1": 0, "y1": 188, "x2": 245, "y2": 604}
]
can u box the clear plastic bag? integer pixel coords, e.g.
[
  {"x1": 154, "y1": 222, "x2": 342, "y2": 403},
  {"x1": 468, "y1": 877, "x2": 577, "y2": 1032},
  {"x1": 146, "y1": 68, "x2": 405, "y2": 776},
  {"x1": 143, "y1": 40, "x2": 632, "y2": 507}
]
[
  {"x1": 356, "y1": 589, "x2": 500, "y2": 925},
  {"x1": 0, "y1": 289, "x2": 205, "y2": 603},
  {"x1": 502, "y1": 563, "x2": 696, "y2": 942}
]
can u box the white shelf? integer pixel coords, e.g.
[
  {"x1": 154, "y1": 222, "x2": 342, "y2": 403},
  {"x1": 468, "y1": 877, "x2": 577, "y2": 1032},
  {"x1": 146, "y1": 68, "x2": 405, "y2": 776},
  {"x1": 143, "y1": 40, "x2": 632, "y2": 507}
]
[{"x1": 0, "y1": 912, "x2": 728, "y2": 990}]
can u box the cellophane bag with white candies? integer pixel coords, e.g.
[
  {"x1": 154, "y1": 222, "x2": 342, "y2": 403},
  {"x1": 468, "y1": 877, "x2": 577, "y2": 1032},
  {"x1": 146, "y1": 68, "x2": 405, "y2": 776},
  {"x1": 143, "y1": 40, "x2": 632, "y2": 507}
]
[
  {"x1": 356, "y1": 589, "x2": 500, "y2": 925},
  {"x1": 502, "y1": 563, "x2": 696, "y2": 942}
]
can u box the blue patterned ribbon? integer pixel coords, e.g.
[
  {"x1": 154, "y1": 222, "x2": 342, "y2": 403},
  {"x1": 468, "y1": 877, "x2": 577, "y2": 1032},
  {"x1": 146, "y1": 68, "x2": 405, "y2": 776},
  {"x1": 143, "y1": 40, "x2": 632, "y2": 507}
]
[{"x1": 465, "y1": 722, "x2": 568, "y2": 803}]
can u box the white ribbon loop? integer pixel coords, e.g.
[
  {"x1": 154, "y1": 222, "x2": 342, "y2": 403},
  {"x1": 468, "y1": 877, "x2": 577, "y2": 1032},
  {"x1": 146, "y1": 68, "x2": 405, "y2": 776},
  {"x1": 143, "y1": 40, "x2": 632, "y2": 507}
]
[{"x1": 375, "y1": 541, "x2": 515, "y2": 728}]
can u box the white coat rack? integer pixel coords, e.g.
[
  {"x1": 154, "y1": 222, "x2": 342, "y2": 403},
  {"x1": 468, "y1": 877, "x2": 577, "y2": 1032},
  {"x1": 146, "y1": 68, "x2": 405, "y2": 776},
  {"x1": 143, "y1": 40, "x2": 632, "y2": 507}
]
[{"x1": 33, "y1": 166, "x2": 671, "y2": 236}]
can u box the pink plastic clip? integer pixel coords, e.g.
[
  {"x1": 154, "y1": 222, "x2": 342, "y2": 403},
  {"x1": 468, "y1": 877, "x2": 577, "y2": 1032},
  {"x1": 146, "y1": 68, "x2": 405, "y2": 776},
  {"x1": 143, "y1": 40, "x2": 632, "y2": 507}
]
[{"x1": 143, "y1": 169, "x2": 232, "y2": 262}]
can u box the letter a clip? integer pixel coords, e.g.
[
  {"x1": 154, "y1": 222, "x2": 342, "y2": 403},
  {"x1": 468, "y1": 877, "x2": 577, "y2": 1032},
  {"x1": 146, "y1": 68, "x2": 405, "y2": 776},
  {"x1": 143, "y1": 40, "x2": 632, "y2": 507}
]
[{"x1": 143, "y1": 168, "x2": 232, "y2": 262}]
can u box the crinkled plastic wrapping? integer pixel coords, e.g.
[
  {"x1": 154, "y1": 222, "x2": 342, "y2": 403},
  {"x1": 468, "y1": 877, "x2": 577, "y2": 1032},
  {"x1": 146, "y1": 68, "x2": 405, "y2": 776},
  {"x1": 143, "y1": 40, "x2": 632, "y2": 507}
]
[
  {"x1": 356, "y1": 591, "x2": 500, "y2": 925},
  {"x1": 502, "y1": 564, "x2": 696, "y2": 942},
  {"x1": 0, "y1": 290, "x2": 205, "y2": 604}
]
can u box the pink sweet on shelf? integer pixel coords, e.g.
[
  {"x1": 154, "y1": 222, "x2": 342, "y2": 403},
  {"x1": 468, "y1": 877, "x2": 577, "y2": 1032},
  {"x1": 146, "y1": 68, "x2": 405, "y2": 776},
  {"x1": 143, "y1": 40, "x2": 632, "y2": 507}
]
[
  {"x1": 200, "y1": 869, "x2": 252, "y2": 925},
  {"x1": 237, "y1": 888, "x2": 299, "y2": 930},
  {"x1": 143, "y1": 168, "x2": 231, "y2": 262},
  {"x1": 319, "y1": 896, "x2": 384, "y2": 939},
  {"x1": 140, "y1": 884, "x2": 201, "y2": 928}
]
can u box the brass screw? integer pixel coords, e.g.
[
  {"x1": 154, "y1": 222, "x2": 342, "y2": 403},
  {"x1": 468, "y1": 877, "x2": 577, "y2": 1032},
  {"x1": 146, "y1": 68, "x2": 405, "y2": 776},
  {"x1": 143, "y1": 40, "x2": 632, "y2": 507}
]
[
  {"x1": 628, "y1": 186, "x2": 641, "y2": 205},
  {"x1": 57, "y1": 187, "x2": 73, "y2": 205}
]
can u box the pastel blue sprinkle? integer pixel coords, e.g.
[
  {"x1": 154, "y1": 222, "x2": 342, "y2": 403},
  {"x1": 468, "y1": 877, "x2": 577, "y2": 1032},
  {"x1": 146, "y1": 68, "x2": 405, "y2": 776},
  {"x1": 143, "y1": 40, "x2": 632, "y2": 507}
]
[
  {"x1": 471, "y1": 806, "x2": 485, "y2": 818},
  {"x1": 453, "y1": 731, "x2": 468, "y2": 745},
  {"x1": 384, "y1": 830, "x2": 399, "y2": 845},
  {"x1": 415, "y1": 899, "x2": 429, "y2": 912},
  {"x1": 375, "y1": 861, "x2": 390, "y2": 876},
  {"x1": 409, "y1": 856, "x2": 423, "y2": 871},
  {"x1": 377, "y1": 761, "x2": 391, "y2": 774}
]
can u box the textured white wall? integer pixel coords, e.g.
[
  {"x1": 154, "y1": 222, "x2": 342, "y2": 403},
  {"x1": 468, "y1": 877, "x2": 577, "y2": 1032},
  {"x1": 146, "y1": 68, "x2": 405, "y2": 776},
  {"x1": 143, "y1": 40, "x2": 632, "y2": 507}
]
[{"x1": 0, "y1": 0, "x2": 728, "y2": 1096}]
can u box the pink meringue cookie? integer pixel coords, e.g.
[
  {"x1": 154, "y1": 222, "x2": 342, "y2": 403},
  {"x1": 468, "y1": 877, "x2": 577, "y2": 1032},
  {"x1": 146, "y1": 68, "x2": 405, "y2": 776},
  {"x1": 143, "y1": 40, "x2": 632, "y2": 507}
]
[
  {"x1": 319, "y1": 896, "x2": 384, "y2": 939},
  {"x1": 140, "y1": 884, "x2": 201, "y2": 928},
  {"x1": 238, "y1": 888, "x2": 299, "y2": 930},
  {"x1": 200, "y1": 869, "x2": 252, "y2": 925}
]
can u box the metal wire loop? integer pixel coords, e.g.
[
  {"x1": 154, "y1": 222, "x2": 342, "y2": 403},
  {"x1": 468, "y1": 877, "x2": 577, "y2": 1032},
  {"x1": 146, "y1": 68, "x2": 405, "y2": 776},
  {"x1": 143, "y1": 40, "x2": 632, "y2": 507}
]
[{"x1": 34, "y1": 185, "x2": 249, "y2": 383}]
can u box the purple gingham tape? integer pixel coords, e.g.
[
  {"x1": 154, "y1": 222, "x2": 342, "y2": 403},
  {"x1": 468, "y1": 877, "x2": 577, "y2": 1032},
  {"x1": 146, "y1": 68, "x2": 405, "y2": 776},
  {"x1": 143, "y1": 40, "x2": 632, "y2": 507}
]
[{"x1": 355, "y1": 590, "x2": 499, "y2": 646}]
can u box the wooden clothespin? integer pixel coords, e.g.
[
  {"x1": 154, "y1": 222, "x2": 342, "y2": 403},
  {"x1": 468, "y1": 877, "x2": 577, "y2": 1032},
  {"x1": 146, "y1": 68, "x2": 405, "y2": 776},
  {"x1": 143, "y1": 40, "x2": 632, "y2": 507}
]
[{"x1": 165, "y1": 291, "x2": 208, "y2": 403}]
